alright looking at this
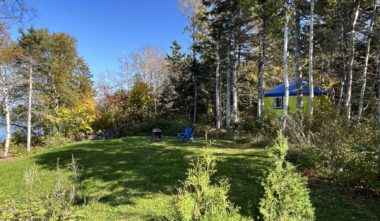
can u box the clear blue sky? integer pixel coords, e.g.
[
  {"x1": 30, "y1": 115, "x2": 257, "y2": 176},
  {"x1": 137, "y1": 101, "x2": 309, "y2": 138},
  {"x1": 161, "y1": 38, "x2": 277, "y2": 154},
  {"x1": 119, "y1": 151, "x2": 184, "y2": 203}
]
[{"x1": 10, "y1": 0, "x2": 190, "y2": 81}]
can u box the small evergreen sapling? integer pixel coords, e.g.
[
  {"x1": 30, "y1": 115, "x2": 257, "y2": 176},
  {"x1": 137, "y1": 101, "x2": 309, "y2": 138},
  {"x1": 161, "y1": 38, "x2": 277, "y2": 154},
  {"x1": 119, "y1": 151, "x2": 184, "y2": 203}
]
[
  {"x1": 172, "y1": 136, "x2": 243, "y2": 221},
  {"x1": 259, "y1": 132, "x2": 315, "y2": 221}
]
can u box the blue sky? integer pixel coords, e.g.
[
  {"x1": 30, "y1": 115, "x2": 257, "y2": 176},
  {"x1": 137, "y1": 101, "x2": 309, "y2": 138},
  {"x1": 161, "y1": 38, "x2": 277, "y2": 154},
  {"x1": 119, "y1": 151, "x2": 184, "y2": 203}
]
[{"x1": 10, "y1": 0, "x2": 190, "y2": 81}]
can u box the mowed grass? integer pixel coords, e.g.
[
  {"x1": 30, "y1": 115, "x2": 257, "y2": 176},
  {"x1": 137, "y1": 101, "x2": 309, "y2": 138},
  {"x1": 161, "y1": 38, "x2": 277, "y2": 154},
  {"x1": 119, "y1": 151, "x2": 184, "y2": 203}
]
[{"x1": 0, "y1": 136, "x2": 379, "y2": 220}]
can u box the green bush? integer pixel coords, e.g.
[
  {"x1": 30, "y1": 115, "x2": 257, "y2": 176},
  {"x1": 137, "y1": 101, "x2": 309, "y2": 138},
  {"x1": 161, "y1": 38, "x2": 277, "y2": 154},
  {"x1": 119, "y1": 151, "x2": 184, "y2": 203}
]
[
  {"x1": 0, "y1": 133, "x2": 73, "y2": 159},
  {"x1": 172, "y1": 137, "x2": 244, "y2": 221},
  {"x1": 238, "y1": 110, "x2": 259, "y2": 133},
  {"x1": 6, "y1": 142, "x2": 28, "y2": 157},
  {"x1": 40, "y1": 132, "x2": 73, "y2": 149},
  {"x1": 259, "y1": 132, "x2": 315, "y2": 221},
  {"x1": 287, "y1": 115, "x2": 380, "y2": 189},
  {"x1": 238, "y1": 110, "x2": 280, "y2": 137}
]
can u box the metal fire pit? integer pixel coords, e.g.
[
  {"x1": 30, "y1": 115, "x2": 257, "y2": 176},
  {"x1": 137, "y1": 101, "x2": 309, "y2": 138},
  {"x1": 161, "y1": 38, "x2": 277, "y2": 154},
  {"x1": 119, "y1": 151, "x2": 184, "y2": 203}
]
[{"x1": 152, "y1": 128, "x2": 163, "y2": 142}]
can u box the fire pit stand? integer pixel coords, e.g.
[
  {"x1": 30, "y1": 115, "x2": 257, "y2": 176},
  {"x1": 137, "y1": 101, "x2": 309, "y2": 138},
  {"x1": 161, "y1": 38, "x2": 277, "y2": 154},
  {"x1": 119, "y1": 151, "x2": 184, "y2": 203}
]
[{"x1": 152, "y1": 128, "x2": 163, "y2": 142}]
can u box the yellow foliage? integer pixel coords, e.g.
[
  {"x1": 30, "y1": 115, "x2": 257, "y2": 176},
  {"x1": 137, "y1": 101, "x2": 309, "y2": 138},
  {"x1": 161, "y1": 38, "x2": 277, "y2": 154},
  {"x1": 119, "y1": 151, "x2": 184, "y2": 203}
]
[{"x1": 54, "y1": 96, "x2": 96, "y2": 135}]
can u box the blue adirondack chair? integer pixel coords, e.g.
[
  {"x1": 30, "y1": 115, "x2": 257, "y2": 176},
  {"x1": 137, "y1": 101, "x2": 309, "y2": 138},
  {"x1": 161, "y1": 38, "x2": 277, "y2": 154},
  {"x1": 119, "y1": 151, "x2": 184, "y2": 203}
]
[{"x1": 177, "y1": 127, "x2": 194, "y2": 142}]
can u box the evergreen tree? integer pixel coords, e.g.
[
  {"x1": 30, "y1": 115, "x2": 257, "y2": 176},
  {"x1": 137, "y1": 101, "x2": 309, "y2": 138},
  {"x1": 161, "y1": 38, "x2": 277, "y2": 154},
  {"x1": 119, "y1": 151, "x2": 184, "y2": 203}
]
[
  {"x1": 165, "y1": 41, "x2": 194, "y2": 117},
  {"x1": 172, "y1": 137, "x2": 242, "y2": 221},
  {"x1": 259, "y1": 132, "x2": 315, "y2": 221}
]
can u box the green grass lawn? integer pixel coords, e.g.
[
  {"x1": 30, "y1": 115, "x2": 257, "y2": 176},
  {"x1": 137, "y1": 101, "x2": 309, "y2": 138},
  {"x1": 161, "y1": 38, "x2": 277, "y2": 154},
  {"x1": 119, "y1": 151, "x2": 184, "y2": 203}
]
[{"x1": 0, "y1": 136, "x2": 379, "y2": 220}]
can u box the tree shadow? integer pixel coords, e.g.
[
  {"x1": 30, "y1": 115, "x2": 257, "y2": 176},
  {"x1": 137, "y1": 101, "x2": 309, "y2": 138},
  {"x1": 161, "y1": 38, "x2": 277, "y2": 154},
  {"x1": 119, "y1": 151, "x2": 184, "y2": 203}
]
[
  {"x1": 33, "y1": 136, "x2": 270, "y2": 218},
  {"x1": 34, "y1": 137, "x2": 195, "y2": 206},
  {"x1": 214, "y1": 151, "x2": 270, "y2": 218}
]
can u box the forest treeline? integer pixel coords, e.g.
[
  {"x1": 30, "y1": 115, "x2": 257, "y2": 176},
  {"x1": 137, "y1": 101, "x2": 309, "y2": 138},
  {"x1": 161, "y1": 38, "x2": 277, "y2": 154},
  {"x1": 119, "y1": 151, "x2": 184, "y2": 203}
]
[
  {"x1": 97, "y1": 0, "x2": 380, "y2": 132},
  {"x1": 0, "y1": 0, "x2": 379, "y2": 162}
]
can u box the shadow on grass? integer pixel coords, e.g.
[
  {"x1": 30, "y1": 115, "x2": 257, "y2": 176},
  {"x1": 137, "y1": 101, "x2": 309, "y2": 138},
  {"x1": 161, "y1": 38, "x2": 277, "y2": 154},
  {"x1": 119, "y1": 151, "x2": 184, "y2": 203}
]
[
  {"x1": 309, "y1": 179, "x2": 380, "y2": 221},
  {"x1": 33, "y1": 136, "x2": 270, "y2": 218},
  {"x1": 33, "y1": 137, "x2": 192, "y2": 205},
  {"x1": 214, "y1": 151, "x2": 270, "y2": 218}
]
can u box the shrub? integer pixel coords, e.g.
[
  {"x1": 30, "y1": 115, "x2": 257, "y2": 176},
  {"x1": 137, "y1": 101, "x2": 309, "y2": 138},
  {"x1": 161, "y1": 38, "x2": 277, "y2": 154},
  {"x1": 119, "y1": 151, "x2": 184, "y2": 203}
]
[
  {"x1": 314, "y1": 121, "x2": 379, "y2": 187},
  {"x1": 0, "y1": 155, "x2": 84, "y2": 220},
  {"x1": 172, "y1": 137, "x2": 244, "y2": 221},
  {"x1": 259, "y1": 132, "x2": 315, "y2": 221},
  {"x1": 287, "y1": 114, "x2": 380, "y2": 189},
  {"x1": 238, "y1": 110, "x2": 279, "y2": 137},
  {"x1": 238, "y1": 110, "x2": 259, "y2": 133},
  {"x1": 0, "y1": 133, "x2": 73, "y2": 159},
  {"x1": 6, "y1": 142, "x2": 28, "y2": 157},
  {"x1": 40, "y1": 132, "x2": 73, "y2": 149}
]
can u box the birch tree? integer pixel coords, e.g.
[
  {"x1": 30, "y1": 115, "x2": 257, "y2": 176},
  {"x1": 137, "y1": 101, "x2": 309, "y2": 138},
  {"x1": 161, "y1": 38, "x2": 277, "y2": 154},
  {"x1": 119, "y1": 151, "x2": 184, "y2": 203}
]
[
  {"x1": 0, "y1": 67, "x2": 11, "y2": 158},
  {"x1": 344, "y1": 1, "x2": 360, "y2": 120},
  {"x1": 191, "y1": 31, "x2": 198, "y2": 124},
  {"x1": 257, "y1": 29, "x2": 266, "y2": 119},
  {"x1": 119, "y1": 53, "x2": 134, "y2": 91},
  {"x1": 0, "y1": 0, "x2": 32, "y2": 157},
  {"x1": 281, "y1": 0, "x2": 290, "y2": 133},
  {"x1": 0, "y1": 26, "x2": 18, "y2": 158},
  {"x1": 295, "y1": 0, "x2": 303, "y2": 115},
  {"x1": 122, "y1": 46, "x2": 168, "y2": 117},
  {"x1": 308, "y1": 0, "x2": 315, "y2": 119},
  {"x1": 215, "y1": 42, "x2": 222, "y2": 129},
  {"x1": 232, "y1": 45, "x2": 240, "y2": 125},
  {"x1": 337, "y1": 19, "x2": 348, "y2": 116},
  {"x1": 26, "y1": 66, "x2": 32, "y2": 152},
  {"x1": 358, "y1": 2, "x2": 377, "y2": 122},
  {"x1": 0, "y1": 63, "x2": 21, "y2": 158},
  {"x1": 193, "y1": 61, "x2": 198, "y2": 124},
  {"x1": 226, "y1": 36, "x2": 232, "y2": 130}
]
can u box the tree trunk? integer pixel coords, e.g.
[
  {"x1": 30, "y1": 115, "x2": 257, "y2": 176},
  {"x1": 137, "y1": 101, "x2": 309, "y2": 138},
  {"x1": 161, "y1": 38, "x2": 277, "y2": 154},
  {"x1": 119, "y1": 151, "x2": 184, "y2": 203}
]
[
  {"x1": 215, "y1": 43, "x2": 222, "y2": 129},
  {"x1": 337, "y1": 21, "x2": 348, "y2": 116},
  {"x1": 344, "y1": 1, "x2": 360, "y2": 120},
  {"x1": 1, "y1": 69, "x2": 11, "y2": 158},
  {"x1": 377, "y1": 53, "x2": 380, "y2": 135},
  {"x1": 295, "y1": 1, "x2": 303, "y2": 115},
  {"x1": 193, "y1": 75, "x2": 198, "y2": 124},
  {"x1": 27, "y1": 67, "x2": 33, "y2": 152},
  {"x1": 191, "y1": 28, "x2": 197, "y2": 124},
  {"x1": 232, "y1": 45, "x2": 240, "y2": 125},
  {"x1": 206, "y1": 90, "x2": 209, "y2": 122},
  {"x1": 358, "y1": 3, "x2": 377, "y2": 122},
  {"x1": 249, "y1": 87, "x2": 253, "y2": 108},
  {"x1": 257, "y1": 31, "x2": 266, "y2": 119},
  {"x1": 226, "y1": 38, "x2": 232, "y2": 131},
  {"x1": 3, "y1": 92, "x2": 11, "y2": 158},
  {"x1": 154, "y1": 97, "x2": 158, "y2": 117},
  {"x1": 281, "y1": 0, "x2": 290, "y2": 133},
  {"x1": 308, "y1": 0, "x2": 315, "y2": 119}
]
